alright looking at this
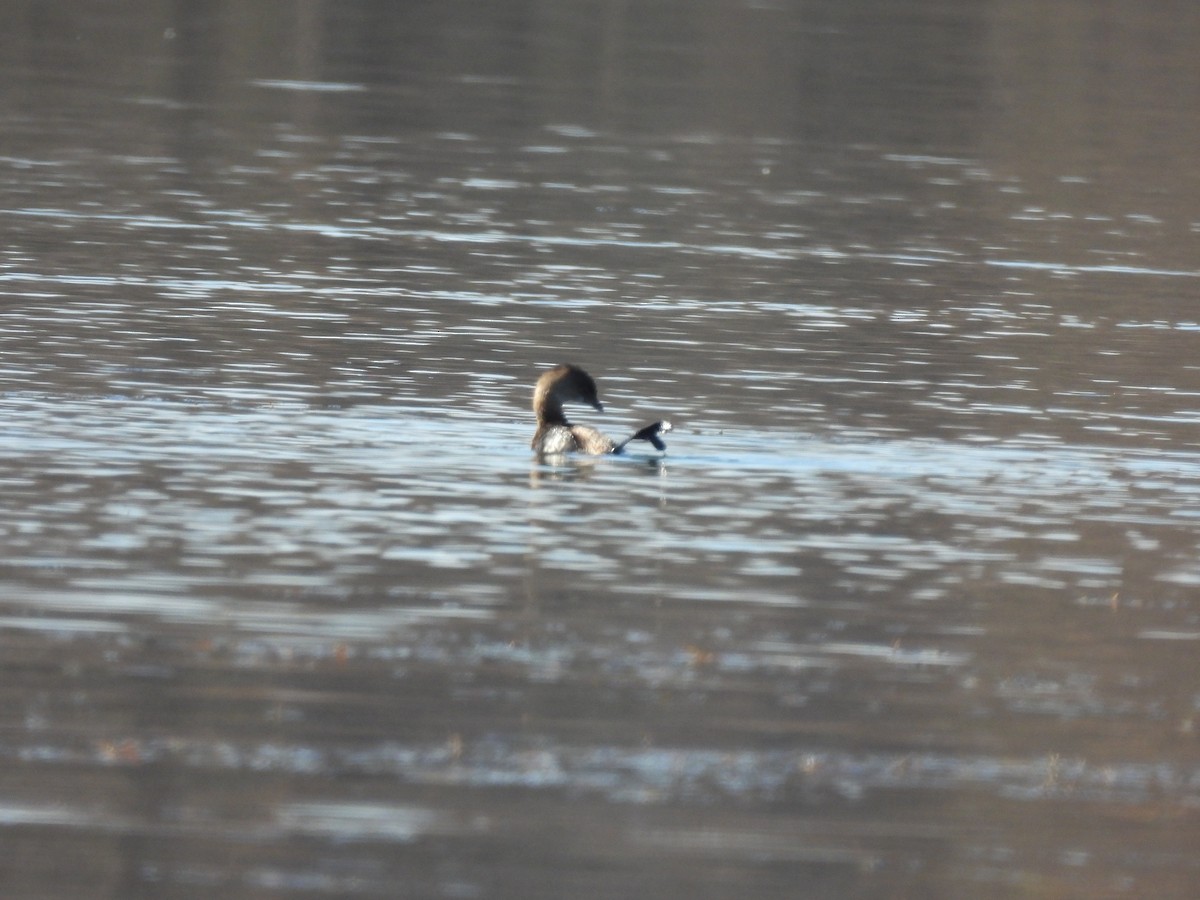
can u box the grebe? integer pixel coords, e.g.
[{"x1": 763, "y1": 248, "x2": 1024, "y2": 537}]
[{"x1": 531, "y1": 364, "x2": 672, "y2": 456}]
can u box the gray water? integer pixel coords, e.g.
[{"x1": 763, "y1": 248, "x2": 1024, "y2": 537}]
[{"x1": 2, "y1": 1, "x2": 1199, "y2": 897}]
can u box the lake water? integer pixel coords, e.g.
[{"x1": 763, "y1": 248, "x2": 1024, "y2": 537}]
[{"x1": 2, "y1": 1, "x2": 1199, "y2": 897}]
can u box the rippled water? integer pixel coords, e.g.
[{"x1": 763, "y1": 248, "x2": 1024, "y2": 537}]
[{"x1": 3, "y1": 1, "x2": 1200, "y2": 897}]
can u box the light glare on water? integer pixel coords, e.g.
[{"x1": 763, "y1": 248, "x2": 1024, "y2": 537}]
[{"x1": 2, "y1": 1, "x2": 1200, "y2": 898}]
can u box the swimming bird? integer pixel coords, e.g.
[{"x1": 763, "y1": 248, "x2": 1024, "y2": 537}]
[{"x1": 531, "y1": 364, "x2": 672, "y2": 456}]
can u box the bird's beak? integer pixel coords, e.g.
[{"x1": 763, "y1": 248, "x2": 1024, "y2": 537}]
[{"x1": 593, "y1": 401, "x2": 604, "y2": 413}]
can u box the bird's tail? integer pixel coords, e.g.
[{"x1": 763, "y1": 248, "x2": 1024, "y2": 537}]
[{"x1": 614, "y1": 420, "x2": 673, "y2": 453}]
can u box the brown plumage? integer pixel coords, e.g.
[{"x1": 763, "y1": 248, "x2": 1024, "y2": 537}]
[{"x1": 531, "y1": 364, "x2": 671, "y2": 456}]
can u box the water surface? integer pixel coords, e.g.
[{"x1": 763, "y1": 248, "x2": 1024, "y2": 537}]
[{"x1": 2, "y1": 1, "x2": 1199, "y2": 897}]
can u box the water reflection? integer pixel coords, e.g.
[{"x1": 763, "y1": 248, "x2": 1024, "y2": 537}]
[{"x1": 4, "y1": 0, "x2": 1200, "y2": 896}]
